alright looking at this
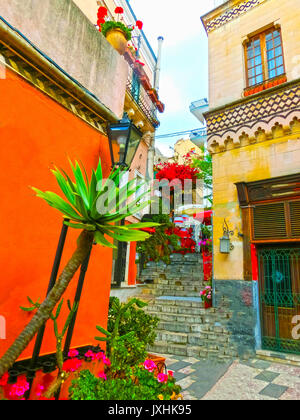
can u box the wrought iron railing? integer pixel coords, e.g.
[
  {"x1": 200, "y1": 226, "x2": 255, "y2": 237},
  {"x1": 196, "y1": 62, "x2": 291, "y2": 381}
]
[
  {"x1": 258, "y1": 247, "x2": 300, "y2": 355},
  {"x1": 126, "y1": 65, "x2": 160, "y2": 128}
]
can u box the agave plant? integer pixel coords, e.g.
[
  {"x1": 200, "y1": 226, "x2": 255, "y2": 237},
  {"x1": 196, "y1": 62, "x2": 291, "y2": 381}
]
[{"x1": 0, "y1": 159, "x2": 158, "y2": 377}]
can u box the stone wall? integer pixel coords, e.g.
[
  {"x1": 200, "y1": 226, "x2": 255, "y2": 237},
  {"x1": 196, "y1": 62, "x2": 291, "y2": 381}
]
[
  {"x1": 214, "y1": 280, "x2": 257, "y2": 357},
  {"x1": 0, "y1": 0, "x2": 128, "y2": 117}
]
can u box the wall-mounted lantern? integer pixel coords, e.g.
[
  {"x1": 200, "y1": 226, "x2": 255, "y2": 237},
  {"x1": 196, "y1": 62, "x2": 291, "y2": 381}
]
[
  {"x1": 219, "y1": 219, "x2": 234, "y2": 254},
  {"x1": 107, "y1": 114, "x2": 143, "y2": 168}
]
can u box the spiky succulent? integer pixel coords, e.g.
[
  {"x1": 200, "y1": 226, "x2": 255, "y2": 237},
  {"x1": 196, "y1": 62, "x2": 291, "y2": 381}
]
[{"x1": 32, "y1": 159, "x2": 158, "y2": 248}]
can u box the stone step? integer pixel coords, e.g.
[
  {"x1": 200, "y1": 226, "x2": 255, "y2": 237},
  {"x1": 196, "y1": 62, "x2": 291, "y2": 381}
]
[
  {"x1": 146, "y1": 304, "x2": 207, "y2": 316},
  {"x1": 147, "y1": 310, "x2": 205, "y2": 324},
  {"x1": 156, "y1": 330, "x2": 188, "y2": 344},
  {"x1": 145, "y1": 284, "x2": 203, "y2": 292}
]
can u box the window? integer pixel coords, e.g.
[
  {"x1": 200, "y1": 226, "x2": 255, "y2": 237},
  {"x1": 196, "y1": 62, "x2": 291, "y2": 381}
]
[{"x1": 245, "y1": 27, "x2": 285, "y2": 87}]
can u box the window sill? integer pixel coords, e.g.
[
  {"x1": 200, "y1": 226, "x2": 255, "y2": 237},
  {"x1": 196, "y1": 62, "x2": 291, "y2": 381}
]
[{"x1": 244, "y1": 74, "x2": 287, "y2": 97}]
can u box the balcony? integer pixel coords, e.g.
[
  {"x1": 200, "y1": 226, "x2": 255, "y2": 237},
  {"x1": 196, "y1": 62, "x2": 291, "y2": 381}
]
[{"x1": 124, "y1": 49, "x2": 164, "y2": 130}]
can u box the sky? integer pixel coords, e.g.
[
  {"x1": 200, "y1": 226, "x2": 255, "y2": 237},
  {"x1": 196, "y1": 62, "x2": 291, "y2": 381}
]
[{"x1": 129, "y1": 0, "x2": 215, "y2": 156}]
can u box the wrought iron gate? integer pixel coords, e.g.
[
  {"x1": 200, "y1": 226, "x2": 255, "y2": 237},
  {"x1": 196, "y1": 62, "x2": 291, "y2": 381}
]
[{"x1": 258, "y1": 247, "x2": 300, "y2": 355}]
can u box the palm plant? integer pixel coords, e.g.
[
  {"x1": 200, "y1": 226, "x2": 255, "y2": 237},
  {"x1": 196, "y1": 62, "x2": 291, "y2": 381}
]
[{"x1": 0, "y1": 159, "x2": 158, "y2": 377}]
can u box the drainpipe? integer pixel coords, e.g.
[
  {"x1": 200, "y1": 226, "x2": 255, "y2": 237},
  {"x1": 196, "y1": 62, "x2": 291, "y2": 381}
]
[{"x1": 145, "y1": 36, "x2": 164, "y2": 183}]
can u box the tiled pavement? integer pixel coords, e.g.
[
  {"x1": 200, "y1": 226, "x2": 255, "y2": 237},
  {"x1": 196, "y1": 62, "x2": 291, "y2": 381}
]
[{"x1": 163, "y1": 355, "x2": 300, "y2": 400}]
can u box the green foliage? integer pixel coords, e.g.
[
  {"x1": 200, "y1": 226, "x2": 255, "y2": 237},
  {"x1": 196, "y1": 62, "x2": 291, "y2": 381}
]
[
  {"x1": 95, "y1": 297, "x2": 159, "y2": 377},
  {"x1": 101, "y1": 21, "x2": 133, "y2": 41},
  {"x1": 189, "y1": 146, "x2": 213, "y2": 205},
  {"x1": 32, "y1": 159, "x2": 160, "y2": 248},
  {"x1": 137, "y1": 214, "x2": 181, "y2": 265},
  {"x1": 69, "y1": 368, "x2": 181, "y2": 401},
  {"x1": 20, "y1": 297, "x2": 78, "y2": 372}
]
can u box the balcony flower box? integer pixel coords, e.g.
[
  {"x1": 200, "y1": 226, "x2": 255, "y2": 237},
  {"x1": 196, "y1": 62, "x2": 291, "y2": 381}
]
[
  {"x1": 140, "y1": 74, "x2": 152, "y2": 91},
  {"x1": 244, "y1": 75, "x2": 287, "y2": 97},
  {"x1": 156, "y1": 100, "x2": 165, "y2": 113},
  {"x1": 148, "y1": 88, "x2": 159, "y2": 103}
]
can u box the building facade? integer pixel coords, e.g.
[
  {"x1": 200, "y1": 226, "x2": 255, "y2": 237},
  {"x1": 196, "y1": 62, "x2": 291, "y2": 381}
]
[
  {"x1": 0, "y1": 0, "x2": 162, "y2": 360},
  {"x1": 202, "y1": 0, "x2": 300, "y2": 357}
]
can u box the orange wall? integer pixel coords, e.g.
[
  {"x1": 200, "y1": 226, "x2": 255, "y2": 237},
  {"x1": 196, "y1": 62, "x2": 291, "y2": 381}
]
[
  {"x1": 0, "y1": 68, "x2": 113, "y2": 360},
  {"x1": 127, "y1": 242, "x2": 137, "y2": 286}
]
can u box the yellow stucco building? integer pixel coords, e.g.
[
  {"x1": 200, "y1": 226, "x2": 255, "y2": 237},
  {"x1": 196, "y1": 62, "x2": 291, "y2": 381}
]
[{"x1": 202, "y1": 0, "x2": 300, "y2": 358}]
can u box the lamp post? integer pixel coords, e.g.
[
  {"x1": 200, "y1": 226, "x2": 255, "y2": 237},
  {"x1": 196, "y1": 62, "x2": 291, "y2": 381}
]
[
  {"x1": 107, "y1": 114, "x2": 143, "y2": 287},
  {"x1": 107, "y1": 113, "x2": 143, "y2": 169}
]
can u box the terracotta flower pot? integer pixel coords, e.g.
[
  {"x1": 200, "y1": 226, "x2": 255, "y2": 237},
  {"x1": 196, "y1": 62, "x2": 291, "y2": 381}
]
[
  {"x1": 147, "y1": 354, "x2": 166, "y2": 374},
  {"x1": 105, "y1": 28, "x2": 128, "y2": 55}
]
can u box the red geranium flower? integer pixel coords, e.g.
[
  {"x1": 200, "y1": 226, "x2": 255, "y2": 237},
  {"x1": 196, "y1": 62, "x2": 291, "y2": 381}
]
[
  {"x1": 115, "y1": 7, "x2": 124, "y2": 14},
  {"x1": 97, "y1": 17, "x2": 106, "y2": 26},
  {"x1": 62, "y1": 358, "x2": 82, "y2": 373},
  {"x1": 136, "y1": 20, "x2": 143, "y2": 30},
  {"x1": 97, "y1": 6, "x2": 108, "y2": 18}
]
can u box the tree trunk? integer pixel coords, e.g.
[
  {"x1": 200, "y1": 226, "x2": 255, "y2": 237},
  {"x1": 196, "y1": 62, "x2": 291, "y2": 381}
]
[{"x1": 0, "y1": 230, "x2": 94, "y2": 378}]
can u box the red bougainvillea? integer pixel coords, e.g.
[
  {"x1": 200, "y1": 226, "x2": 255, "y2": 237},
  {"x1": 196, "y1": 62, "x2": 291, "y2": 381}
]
[{"x1": 155, "y1": 162, "x2": 199, "y2": 184}]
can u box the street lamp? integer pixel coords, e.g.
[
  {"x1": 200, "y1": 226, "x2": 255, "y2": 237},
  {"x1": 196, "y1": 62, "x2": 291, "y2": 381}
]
[{"x1": 107, "y1": 114, "x2": 143, "y2": 168}]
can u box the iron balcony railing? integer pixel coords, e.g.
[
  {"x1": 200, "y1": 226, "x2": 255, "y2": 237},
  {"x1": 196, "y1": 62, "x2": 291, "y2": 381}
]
[{"x1": 126, "y1": 65, "x2": 160, "y2": 128}]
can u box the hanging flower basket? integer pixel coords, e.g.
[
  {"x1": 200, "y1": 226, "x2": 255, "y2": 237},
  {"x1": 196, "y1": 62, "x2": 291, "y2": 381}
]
[{"x1": 105, "y1": 26, "x2": 130, "y2": 55}]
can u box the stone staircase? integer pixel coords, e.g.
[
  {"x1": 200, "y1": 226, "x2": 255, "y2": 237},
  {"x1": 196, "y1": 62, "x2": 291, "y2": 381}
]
[{"x1": 137, "y1": 253, "x2": 239, "y2": 361}]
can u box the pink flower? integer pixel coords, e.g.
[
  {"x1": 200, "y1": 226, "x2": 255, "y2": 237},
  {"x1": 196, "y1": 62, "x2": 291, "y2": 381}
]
[
  {"x1": 68, "y1": 349, "x2": 79, "y2": 358},
  {"x1": 157, "y1": 373, "x2": 168, "y2": 383},
  {"x1": 97, "y1": 371, "x2": 107, "y2": 380},
  {"x1": 144, "y1": 359, "x2": 157, "y2": 372},
  {"x1": 95, "y1": 352, "x2": 105, "y2": 360},
  {"x1": 35, "y1": 384, "x2": 45, "y2": 397},
  {"x1": 9, "y1": 376, "x2": 29, "y2": 398},
  {"x1": 103, "y1": 356, "x2": 111, "y2": 366},
  {"x1": 85, "y1": 350, "x2": 96, "y2": 360}
]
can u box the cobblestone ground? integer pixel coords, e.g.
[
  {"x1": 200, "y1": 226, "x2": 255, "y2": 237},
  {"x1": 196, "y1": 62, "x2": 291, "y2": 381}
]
[{"x1": 163, "y1": 355, "x2": 300, "y2": 400}]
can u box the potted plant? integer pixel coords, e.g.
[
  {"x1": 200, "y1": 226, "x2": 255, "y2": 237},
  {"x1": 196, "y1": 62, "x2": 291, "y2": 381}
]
[
  {"x1": 97, "y1": 6, "x2": 143, "y2": 56},
  {"x1": 200, "y1": 285, "x2": 213, "y2": 309}
]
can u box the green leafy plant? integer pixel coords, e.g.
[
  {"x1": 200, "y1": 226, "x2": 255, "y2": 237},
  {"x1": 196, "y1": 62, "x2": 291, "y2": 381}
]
[
  {"x1": 101, "y1": 21, "x2": 133, "y2": 41},
  {"x1": 0, "y1": 159, "x2": 159, "y2": 378},
  {"x1": 69, "y1": 367, "x2": 182, "y2": 401},
  {"x1": 20, "y1": 297, "x2": 78, "y2": 398},
  {"x1": 95, "y1": 297, "x2": 159, "y2": 377},
  {"x1": 137, "y1": 214, "x2": 181, "y2": 265}
]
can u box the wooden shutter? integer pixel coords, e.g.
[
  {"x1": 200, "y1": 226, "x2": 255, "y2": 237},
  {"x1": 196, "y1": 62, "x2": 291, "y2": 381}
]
[
  {"x1": 253, "y1": 203, "x2": 287, "y2": 239},
  {"x1": 290, "y1": 201, "x2": 300, "y2": 238}
]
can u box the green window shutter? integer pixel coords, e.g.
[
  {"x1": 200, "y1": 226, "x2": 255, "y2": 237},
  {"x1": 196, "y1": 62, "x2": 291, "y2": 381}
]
[{"x1": 253, "y1": 203, "x2": 287, "y2": 239}]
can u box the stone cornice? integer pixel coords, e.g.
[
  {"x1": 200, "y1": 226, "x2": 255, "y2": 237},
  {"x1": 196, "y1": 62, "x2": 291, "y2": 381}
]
[
  {"x1": 206, "y1": 79, "x2": 300, "y2": 153},
  {"x1": 201, "y1": 0, "x2": 267, "y2": 34},
  {"x1": 0, "y1": 18, "x2": 119, "y2": 133}
]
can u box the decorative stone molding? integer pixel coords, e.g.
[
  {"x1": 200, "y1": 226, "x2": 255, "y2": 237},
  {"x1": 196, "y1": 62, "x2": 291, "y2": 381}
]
[
  {"x1": 206, "y1": 80, "x2": 300, "y2": 153},
  {"x1": 202, "y1": 0, "x2": 266, "y2": 34},
  {"x1": 0, "y1": 43, "x2": 108, "y2": 133}
]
